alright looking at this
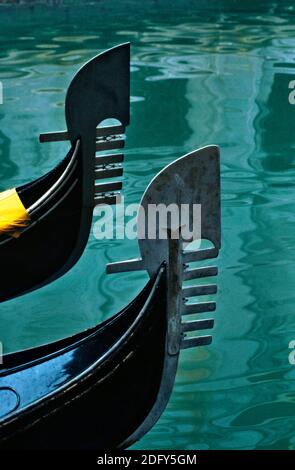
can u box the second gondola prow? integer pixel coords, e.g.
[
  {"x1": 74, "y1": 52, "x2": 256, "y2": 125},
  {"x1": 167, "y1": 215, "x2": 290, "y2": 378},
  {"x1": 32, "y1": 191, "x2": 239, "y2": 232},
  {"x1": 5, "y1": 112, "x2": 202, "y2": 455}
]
[
  {"x1": 0, "y1": 43, "x2": 130, "y2": 303},
  {"x1": 107, "y1": 144, "x2": 221, "y2": 447}
]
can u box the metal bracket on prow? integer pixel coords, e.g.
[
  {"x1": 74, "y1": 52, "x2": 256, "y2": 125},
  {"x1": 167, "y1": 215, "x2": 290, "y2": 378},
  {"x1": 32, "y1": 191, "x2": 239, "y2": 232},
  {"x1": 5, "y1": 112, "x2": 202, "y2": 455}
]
[
  {"x1": 39, "y1": 124, "x2": 126, "y2": 207},
  {"x1": 39, "y1": 43, "x2": 131, "y2": 208},
  {"x1": 106, "y1": 144, "x2": 221, "y2": 352}
]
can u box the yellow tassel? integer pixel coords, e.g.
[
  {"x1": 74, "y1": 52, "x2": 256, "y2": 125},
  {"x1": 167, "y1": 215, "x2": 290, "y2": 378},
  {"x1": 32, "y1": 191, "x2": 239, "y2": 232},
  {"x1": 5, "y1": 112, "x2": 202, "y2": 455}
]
[{"x1": 0, "y1": 188, "x2": 30, "y2": 237}]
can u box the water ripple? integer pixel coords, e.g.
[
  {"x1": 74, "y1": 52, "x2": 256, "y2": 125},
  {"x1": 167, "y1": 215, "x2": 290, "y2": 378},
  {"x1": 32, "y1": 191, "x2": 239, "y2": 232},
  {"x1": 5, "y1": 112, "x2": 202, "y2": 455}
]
[{"x1": 1, "y1": 0, "x2": 295, "y2": 450}]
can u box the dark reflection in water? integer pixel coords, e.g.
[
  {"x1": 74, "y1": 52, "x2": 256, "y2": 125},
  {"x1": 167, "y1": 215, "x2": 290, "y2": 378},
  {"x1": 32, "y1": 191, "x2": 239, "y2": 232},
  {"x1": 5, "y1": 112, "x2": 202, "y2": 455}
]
[
  {"x1": 1, "y1": 0, "x2": 295, "y2": 450},
  {"x1": 0, "y1": 124, "x2": 18, "y2": 185},
  {"x1": 254, "y1": 72, "x2": 295, "y2": 172}
]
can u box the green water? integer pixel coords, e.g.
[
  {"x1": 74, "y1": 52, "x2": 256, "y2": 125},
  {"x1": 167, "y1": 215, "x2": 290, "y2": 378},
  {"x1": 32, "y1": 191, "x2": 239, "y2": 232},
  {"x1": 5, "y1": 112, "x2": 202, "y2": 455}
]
[{"x1": 1, "y1": 0, "x2": 295, "y2": 450}]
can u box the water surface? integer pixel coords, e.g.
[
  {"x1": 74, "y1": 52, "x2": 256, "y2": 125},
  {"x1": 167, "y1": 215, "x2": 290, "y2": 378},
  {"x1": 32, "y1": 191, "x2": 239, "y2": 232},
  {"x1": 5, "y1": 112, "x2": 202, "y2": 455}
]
[{"x1": 1, "y1": 0, "x2": 295, "y2": 450}]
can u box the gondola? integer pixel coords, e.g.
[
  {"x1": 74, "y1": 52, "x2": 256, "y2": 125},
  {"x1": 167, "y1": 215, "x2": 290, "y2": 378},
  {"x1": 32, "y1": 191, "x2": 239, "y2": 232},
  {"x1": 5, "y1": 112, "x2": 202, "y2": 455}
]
[
  {"x1": 0, "y1": 145, "x2": 221, "y2": 449},
  {"x1": 0, "y1": 43, "x2": 130, "y2": 303}
]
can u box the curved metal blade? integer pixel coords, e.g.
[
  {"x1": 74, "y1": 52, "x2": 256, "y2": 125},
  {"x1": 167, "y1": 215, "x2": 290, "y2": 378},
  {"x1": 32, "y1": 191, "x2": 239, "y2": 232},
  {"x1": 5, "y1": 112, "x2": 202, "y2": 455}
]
[
  {"x1": 107, "y1": 144, "x2": 221, "y2": 277},
  {"x1": 137, "y1": 144, "x2": 220, "y2": 277},
  {"x1": 65, "y1": 43, "x2": 130, "y2": 141}
]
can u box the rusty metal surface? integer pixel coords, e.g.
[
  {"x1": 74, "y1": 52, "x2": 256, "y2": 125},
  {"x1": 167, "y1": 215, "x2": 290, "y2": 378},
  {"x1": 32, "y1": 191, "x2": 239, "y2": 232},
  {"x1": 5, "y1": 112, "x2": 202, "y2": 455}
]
[
  {"x1": 107, "y1": 144, "x2": 221, "y2": 277},
  {"x1": 137, "y1": 144, "x2": 220, "y2": 277},
  {"x1": 107, "y1": 143, "x2": 221, "y2": 355}
]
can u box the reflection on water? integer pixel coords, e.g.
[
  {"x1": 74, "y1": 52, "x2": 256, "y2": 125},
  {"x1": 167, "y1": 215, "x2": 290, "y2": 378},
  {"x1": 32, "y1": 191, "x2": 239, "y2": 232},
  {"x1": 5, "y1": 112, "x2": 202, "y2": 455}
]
[{"x1": 1, "y1": 0, "x2": 295, "y2": 450}]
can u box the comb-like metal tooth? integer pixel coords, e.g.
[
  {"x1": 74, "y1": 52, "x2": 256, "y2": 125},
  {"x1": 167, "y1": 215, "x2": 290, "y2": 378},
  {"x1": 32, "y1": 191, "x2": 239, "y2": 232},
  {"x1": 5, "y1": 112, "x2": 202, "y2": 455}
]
[
  {"x1": 95, "y1": 153, "x2": 124, "y2": 166},
  {"x1": 96, "y1": 125, "x2": 125, "y2": 138},
  {"x1": 39, "y1": 130, "x2": 69, "y2": 143},
  {"x1": 95, "y1": 181, "x2": 122, "y2": 194},
  {"x1": 39, "y1": 125, "x2": 125, "y2": 143},
  {"x1": 183, "y1": 247, "x2": 218, "y2": 263},
  {"x1": 182, "y1": 301, "x2": 216, "y2": 315},
  {"x1": 182, "y1": 284, "x2": 217, "y2": 297},
  {"x1": 181, "y1": 335, "x2": 212, "y2": 349},
  {"x1": 181, "y1": 319, "x2": 214, "y2": 332},
  {"x1": 94, "y1": 193, "x2": 122, "y2": 205},
  {"x1": 106, "y1": 258, "x2": 145, "y2": 274},
  {"x1": 95, "y1": 165, "x2": 123, "y2": 180},
  {"x1": 183, "y1": 266, "x2": 218, "y2": 281},
  {"x1": 96, "y1": 139, "x2": 125, "y2": 152}
]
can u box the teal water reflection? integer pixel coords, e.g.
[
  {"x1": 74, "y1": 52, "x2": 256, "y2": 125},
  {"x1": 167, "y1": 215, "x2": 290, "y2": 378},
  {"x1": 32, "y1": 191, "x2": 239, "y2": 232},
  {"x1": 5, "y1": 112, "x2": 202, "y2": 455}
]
[{"x1": 1, "y1": 0, "x2": 295, "y2": 450}]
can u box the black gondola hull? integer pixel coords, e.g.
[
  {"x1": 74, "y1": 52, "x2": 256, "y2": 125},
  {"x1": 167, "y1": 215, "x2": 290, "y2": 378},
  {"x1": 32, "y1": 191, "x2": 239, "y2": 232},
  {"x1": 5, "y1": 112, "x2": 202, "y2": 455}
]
[
  {"x1": 0, "y1": 268, "x2": 167, "y2": 449},
  {"x1": 0, "y1": 146, "x2": 90, "y2": 303}
]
